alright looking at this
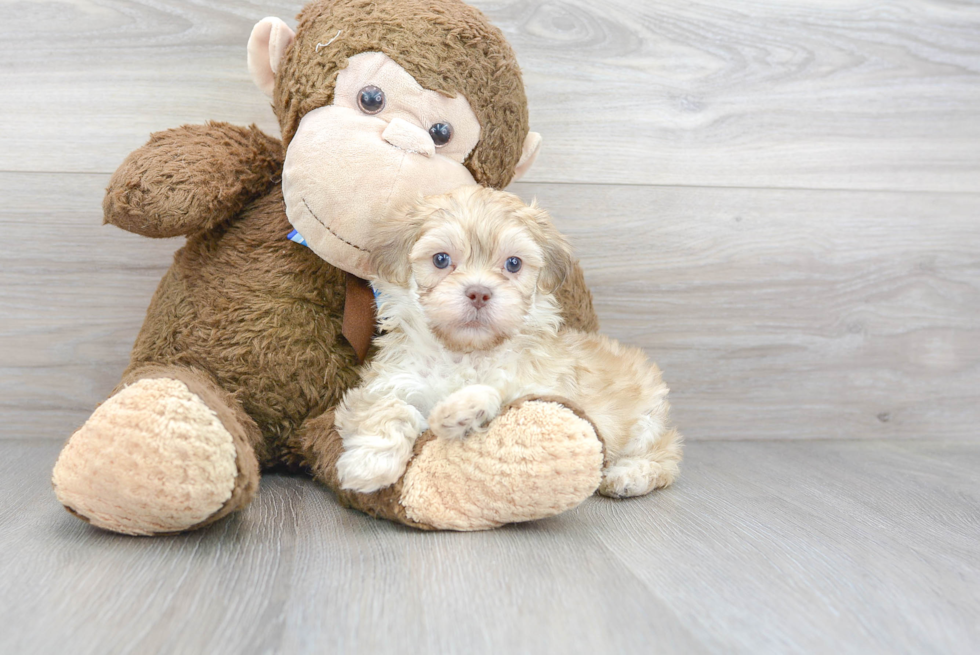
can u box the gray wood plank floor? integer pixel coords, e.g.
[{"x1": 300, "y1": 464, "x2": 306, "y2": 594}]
[{"x1": 1, "y1": 439, "x2": 977, "y2": 654}]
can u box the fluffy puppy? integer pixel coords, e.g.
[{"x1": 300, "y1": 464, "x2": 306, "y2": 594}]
[{"x1": 335, "y1": 186, "x2": 682, "y2": 498}]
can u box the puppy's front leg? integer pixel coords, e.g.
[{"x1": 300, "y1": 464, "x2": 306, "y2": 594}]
[
  {"x1": 335, "y1": 393, "x2": 426, "y2": 493},
  {"x1": 428, "y1": 385, "x2": 502, "y2": 440}
]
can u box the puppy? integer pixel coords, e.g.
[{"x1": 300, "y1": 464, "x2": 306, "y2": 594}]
[{"x1": 335, "y1": 186, "x2": 682, "y2": 498}]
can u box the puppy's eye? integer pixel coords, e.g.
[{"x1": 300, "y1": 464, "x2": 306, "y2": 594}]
[
  {"x1": 505, "y1": 257, "x2": 522, "y2": 273},
  {"x1": 429, "y1": 122, "x2": 453, "y2": 147},
  {"x1": 357, "y1": 86, "x2": 386, "y2": 114},
  {"x1": 433, "y1": 252, "x2": 452, "y2": 269}
]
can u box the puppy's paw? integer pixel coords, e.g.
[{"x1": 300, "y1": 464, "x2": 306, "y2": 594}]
[
  {"x1": 428, "y1": 385, "x2": 502, "y2": 440},
  {"x1": 337, "y1": 437, "x2": 414, "y2": 493},
  {"x1": 598, "y1": 458, "x2": 678, "y2": 498}
]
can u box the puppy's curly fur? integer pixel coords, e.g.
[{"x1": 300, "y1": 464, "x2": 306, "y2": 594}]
[{"x1": 335, "y1": 186, "x2": 682, "y2": 497}]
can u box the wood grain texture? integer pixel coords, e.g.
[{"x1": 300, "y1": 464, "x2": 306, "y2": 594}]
[
  {"x1": 572, "y1": 439, "x2": 980, "y2": 654},
  {"x1": 503, "y1": 0, "x2": 980, "y2": 191},
  {"x1": 1, "y1": 439, "x2": 977, "y2": 654},
  {"x1": 514, "y1": 181, "x2": 980, "y2": 441},
  {"x1": 2, "y1": 1, "x2": 979, "y2": 191},
  {"x1": 4, "y1": 172, "x2": 977, "y2": 441},
  {"x1": 0, "y1": 172, "x2": 177, "y2": 440}
]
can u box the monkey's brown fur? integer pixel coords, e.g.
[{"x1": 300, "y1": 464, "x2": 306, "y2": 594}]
[{"x1": 54, "y1": 0, "x2": 601, "y2": 533}]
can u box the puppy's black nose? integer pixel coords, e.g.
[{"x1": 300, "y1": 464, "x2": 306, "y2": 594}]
[{"x1": 465, "y1": 285, "x2": 493, "y2": 309}]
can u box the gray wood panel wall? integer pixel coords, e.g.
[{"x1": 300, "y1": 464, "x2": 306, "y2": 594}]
[{"x1": 2, "y1": 0, "x2": 978, "y2": 442}]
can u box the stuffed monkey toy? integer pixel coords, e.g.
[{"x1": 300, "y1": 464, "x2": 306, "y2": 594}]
[{"x1": 51, "y1": 0, "x2": 605, "y2": 535}]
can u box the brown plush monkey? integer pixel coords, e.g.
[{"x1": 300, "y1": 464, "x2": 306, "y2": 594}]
[{"x1": 51, "y1": 0, "x2": 605, "y2": 535}]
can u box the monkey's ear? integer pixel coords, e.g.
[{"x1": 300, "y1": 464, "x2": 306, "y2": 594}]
[
  {"x1": 248, "y1": 17, "x2": 296, "y2": 98},
  {"x1": 511, "y1": 132, "x2": 542, "y2": 183}
]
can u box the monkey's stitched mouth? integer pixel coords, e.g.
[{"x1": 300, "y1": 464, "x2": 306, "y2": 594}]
[{"x1": 301, "y1": 197, "x2": 371, "y2": 253}]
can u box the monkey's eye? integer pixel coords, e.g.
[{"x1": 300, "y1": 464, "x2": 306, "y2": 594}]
[
  {"x1": 433, "y1": 252, "x2": 452, "y2": 269},
  {"x1": 429, "y1": 123, "x2": 453, "y2": 147},
  {"x1": 505, "y1": 257, "x2": 522, "y2": 273},
  {"x1": 357, "y1": 86, "x2": 386, "y2": 114}
]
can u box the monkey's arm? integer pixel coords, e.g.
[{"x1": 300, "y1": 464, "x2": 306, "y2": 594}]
[
  {"x1": 556, "y1": 260, "x2": 600, "y2": 333},
  {"x1": 103, "y1": 122, "x2": 283, "y2": 237}
]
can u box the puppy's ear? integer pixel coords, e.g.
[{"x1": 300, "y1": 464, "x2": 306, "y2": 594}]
[
  {"x1": 370, "y1": 218, "x2": 426, "y2": 286},
  {"x1": 521, "y1": 202, "x2": 575, "y2": 295},
  {"x1": 369, "y1": 201, "x2": 428, "y2": 285}
]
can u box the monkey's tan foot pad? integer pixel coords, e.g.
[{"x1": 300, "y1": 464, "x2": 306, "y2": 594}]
[
  {"x1": 52, "y1": 378, "x2": 239, "y2": 536},
  {"x1": 399, "y1": 400, "x2": 604, "y2": 530}
]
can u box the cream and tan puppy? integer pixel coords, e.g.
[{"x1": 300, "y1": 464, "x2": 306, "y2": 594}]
[{"x1": 335, "y1": 186, "x2": 682, "y2": 498}]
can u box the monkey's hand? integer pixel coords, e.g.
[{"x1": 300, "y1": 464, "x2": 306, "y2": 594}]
[{"x1": 103, "y1": 122, "x2": 283, "y2": 238}]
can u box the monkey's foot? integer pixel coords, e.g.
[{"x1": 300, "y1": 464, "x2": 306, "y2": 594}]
[
  {"x1": 399, "y1": 398, "x2": 604, "y2": 530},
  {"x1": 52, "y1": 377, "x2": 255, "y2": 536}
]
